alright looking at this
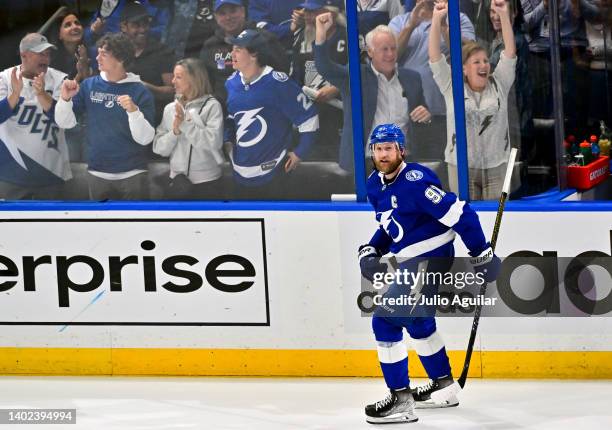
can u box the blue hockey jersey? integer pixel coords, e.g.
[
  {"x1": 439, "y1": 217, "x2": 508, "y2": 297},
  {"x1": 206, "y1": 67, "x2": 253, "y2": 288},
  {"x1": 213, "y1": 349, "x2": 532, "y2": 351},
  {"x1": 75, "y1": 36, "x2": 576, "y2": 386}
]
[
  {"x1": 366, "y1": 162, "x2": 487, "y2": 257},
  {"x1": 225, "y1": 66, "x2": 318, "y2": 184}
]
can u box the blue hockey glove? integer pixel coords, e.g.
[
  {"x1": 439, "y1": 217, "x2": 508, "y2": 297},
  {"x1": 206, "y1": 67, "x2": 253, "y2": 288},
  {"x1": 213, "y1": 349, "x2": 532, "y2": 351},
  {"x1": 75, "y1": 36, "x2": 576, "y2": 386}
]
[
  {"x1": 469, "y1": 244, "x2": 501, "y2": 283},
  {"x1": 358, "y1": 245, "x2": 388, "y2": 282}
]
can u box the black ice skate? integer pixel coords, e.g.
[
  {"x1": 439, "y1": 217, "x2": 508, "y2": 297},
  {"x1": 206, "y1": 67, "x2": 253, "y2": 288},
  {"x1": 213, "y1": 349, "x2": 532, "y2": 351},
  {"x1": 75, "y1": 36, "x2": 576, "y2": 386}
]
[
  {"x1": 365, "y1": 388, "x2": 418, "y2": 424},
  {"x1": 411, "y1": 375, "x2": 459, "y2": 409}
]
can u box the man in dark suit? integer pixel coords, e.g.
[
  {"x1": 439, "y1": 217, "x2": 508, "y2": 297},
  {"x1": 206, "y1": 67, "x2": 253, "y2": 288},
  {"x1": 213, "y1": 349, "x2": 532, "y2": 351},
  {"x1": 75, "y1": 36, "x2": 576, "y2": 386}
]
[{"x1": 314, "y1": 12, "x2": 431, "y2": 173}]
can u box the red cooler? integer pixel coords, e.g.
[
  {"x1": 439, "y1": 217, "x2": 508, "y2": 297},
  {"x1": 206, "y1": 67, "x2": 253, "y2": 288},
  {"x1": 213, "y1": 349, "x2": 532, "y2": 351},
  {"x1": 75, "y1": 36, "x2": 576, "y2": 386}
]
[{"x1": 566, "y1": 156, "x2": 610, "y2": 190}]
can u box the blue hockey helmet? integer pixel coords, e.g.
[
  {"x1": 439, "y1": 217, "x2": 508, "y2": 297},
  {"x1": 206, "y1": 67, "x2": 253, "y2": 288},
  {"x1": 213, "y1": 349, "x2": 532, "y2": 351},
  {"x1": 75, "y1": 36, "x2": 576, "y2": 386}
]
[{"x1": 369, "y1": 123, "x2": 405, "y2": 152}]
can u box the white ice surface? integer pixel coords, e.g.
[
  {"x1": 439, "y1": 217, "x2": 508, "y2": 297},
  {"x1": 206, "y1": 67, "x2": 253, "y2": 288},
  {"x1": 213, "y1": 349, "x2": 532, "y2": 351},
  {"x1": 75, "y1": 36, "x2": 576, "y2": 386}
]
[{"x1": 0, "y1": 377, "x2": 611, "y2": 429}]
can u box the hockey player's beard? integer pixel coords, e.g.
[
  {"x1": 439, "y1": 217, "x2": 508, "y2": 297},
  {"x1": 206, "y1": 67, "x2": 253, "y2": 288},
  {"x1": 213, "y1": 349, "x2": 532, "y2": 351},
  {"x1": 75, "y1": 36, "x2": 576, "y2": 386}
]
[{"x1": 374, "y1": 154, "x2": 403, "y2": 177}]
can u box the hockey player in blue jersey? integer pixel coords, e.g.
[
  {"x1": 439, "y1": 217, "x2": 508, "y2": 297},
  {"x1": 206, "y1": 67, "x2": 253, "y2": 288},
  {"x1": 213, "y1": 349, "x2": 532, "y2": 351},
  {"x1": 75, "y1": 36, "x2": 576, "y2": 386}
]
[
  {"x1": 224, "y1": 28, "x2": 319, "y2": 199},
  {"x1": 359, "y1": 123, "x2": 500, "y2": 424}
]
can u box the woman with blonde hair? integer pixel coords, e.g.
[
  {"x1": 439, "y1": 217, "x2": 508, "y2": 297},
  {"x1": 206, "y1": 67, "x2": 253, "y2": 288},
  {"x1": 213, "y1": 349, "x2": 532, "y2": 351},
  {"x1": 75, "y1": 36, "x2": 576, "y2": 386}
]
[
  {"x1": 428, "y1": 0, "x2": 516, "y2": 200},
  {"x1": 154, "y1": 58, "x2": 225, "y2": 199}
]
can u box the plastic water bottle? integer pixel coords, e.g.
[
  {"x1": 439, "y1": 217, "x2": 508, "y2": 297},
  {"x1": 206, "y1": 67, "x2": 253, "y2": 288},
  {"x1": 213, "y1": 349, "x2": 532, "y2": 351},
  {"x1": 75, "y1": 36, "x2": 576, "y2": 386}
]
[
  {"x1": 579, "y1": 140, "x2": 592, "y2": 165},
  {"x1": 590, "y1": 135, "x2": 600, "y2": 160},
  {"x1": 599, "y1": 138, "x2": 611, "y2": 157}
]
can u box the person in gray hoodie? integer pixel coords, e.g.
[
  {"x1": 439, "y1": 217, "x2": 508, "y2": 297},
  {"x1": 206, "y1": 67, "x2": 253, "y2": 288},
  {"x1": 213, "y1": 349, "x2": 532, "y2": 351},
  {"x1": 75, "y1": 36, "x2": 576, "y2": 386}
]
[{"x1": 153, "y1": 58, "x2": 225, "y2": 199}]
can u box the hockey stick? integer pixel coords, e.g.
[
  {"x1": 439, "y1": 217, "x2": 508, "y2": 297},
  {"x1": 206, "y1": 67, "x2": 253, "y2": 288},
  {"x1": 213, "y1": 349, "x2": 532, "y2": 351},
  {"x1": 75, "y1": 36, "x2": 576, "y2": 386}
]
[{"x1": 430, "y1": 147, "x2": 517, "y2": 403}]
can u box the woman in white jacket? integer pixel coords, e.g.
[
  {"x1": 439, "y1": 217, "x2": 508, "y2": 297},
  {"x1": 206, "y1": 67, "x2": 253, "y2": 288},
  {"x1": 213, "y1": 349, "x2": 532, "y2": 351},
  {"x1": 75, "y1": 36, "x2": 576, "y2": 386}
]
[
  {"x1": 154, "y1": 58, "x2": 225, "y2": 199},
  {"x1": 428, "y1": 0, "x2": 516, "y2": 200}
]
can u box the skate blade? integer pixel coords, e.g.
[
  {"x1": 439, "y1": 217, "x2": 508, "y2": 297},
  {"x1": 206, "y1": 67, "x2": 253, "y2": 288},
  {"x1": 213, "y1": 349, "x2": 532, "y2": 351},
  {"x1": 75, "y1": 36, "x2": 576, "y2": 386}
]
[
  {"x1": 366, "y1": 413, "x2": 418, "y2": 424},
  {"x1": 415, "y1": 396, "x2": 459, "y2": 410}
]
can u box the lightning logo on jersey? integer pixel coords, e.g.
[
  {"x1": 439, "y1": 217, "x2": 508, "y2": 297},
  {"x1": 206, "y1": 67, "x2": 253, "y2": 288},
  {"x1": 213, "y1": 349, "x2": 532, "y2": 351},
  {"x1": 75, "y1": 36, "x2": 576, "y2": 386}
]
[
  {"x1": 225, "y1": 66, "x2": 318, "y2": 182},
  {"x1": 235, "y1": 108, "x2": 268, "y2": 147},
  {"x1": 377, "y1": 208, "x2": 405, "y2": 243}
]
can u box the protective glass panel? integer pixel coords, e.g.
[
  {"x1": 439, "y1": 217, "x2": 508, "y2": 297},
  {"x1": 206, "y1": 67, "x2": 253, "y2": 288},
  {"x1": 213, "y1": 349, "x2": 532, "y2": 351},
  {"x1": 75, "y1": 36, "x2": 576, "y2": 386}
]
[
  {"x1": 0, "y1": 0, "x2": 354, "y2": 202},
  {"x1": 357, "y1": 0, "x2": 450, "y2": 188}
]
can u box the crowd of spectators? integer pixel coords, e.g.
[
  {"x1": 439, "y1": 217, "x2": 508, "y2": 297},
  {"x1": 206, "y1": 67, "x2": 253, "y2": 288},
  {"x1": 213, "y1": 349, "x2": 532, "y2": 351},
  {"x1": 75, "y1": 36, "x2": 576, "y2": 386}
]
[{"x1": 0, "y1": 0, "x2": 611, "y2": 201}]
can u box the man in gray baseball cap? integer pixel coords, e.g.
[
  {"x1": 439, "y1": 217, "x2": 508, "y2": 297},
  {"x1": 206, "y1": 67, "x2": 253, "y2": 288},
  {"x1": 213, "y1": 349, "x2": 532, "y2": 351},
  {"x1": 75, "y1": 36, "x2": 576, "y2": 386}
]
[
  {"x1": 19, "y1": 33, "x2": 56, "y2": 53},
  {"x1": 0, "y1": 32, "x2": 71, "y2": 200},
  {"x1": 19, "y1": 33, "x2": 57, "y2": 79}
]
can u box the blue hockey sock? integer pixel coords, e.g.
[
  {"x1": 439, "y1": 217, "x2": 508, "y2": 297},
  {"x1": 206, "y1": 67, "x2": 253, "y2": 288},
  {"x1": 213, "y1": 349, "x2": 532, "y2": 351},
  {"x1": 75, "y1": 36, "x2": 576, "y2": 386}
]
[
  {"x1": 377, "y1": 341, "x2": 410, "y2": 390},
  {"x1": 411, "y1": 331, "x2": 452, "y2": 379}
]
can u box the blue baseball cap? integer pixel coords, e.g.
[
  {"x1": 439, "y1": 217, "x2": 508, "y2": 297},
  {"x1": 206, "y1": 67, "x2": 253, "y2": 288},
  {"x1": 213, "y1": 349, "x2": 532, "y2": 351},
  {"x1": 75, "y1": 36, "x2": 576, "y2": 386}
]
[
  {"x1": 298, "y1": 0, "x2": 342, "y2": 10},
  {"x1": 121, "y1": 0, "x2": 151, "y2": 23},
  {"x1": 228, "y1": 29, "x2": 264, "y2": 48},
  {"x1": 214, "y1": 0, "x2": 243, "y2": 12},
  {"x1": 369, "y1": 124, "x2": 406, "y2": 152}
]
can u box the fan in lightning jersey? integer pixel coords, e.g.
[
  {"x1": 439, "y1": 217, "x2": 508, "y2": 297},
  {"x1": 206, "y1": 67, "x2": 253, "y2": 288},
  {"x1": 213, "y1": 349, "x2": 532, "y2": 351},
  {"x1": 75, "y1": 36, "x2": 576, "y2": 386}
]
[
  {"x1": 359, "y1": 124, "x2": 500, "y2": 424},
  {"x1": 290, "y1": 0, "x2": 346, "y2": 162},
  {"x1": 225, "y1": 29, "x2": 318, "y2": 196},
  {"x1": 0, "y1": 34, "x2": 71, "y2": 200},
  {"x1": 291, "y1": 0, "x2": 347, "y2": 88}
]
